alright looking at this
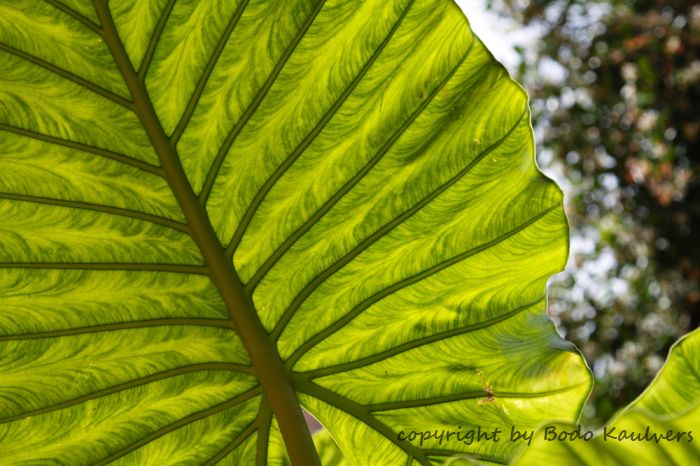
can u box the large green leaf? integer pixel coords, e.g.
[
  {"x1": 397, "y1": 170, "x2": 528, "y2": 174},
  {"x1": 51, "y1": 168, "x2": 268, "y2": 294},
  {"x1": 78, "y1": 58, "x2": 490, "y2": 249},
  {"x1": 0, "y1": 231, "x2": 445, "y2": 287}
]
[
  {"x1": 0, "y1": 0, "x2": 590, "y2": 464},
  {"x1": 513, "y1": 328, "x2": 700, "y2": 465}
]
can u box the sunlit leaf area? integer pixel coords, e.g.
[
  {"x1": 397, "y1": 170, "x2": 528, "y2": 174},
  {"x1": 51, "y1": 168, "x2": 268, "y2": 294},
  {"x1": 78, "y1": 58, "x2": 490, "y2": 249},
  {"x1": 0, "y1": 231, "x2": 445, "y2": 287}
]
[
  {"x1": 465, "y1": 0, "x2": 699, "y2": 426},
  {"x1": 0, "y1": 0, "x2": 696, "y2": 464}
]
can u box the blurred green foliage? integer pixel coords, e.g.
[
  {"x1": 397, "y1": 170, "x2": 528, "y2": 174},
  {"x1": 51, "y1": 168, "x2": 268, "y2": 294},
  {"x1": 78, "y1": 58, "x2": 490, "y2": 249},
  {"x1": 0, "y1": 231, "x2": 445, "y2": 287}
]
[{"x1": 485, "y1": 0, "x2": 699, "y2": 425}]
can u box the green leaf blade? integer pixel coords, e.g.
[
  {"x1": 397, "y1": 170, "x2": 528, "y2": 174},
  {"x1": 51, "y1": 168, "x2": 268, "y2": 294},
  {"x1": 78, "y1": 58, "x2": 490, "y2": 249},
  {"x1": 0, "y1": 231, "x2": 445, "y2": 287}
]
[
  {"x1": 0, "y1": 60, "x2": 155, "y2": 164},
  {"x1": 111, "y1": 0, "x2": 170, "y2": 73},
  {"x1": 144, "y1": 0, "x2": 249, "y2": 136},
  {"x1": 632, "y1": 328, "x2": 700, "y2": 416},
  {"x1": 207, "y1": 0, "x2": 474, "y2": 250},
  {"x1": 513, "y1": 328, "x2": 700, "y2": 466},
  {"x1": 0, "y1": 327, "x2": 251, "y2": 418},
  {"x1": 0, "y1": 135, "x2": 181, "y2": 220},
  {"x1": 173, "y1": 0, "x2": 317, "y2": 194},
  {"x1": 0, "y1": 270, "x2": 232, "y2": 337},
  {"x1": 0, "y1": 371, "x2": 259, "y2": 465},
  {"x1": 0, "y1": 0, "x2": 591, "y2": 464},
  {"x1": 0, "y1": 1, "x2": 125, "y2": 97}
]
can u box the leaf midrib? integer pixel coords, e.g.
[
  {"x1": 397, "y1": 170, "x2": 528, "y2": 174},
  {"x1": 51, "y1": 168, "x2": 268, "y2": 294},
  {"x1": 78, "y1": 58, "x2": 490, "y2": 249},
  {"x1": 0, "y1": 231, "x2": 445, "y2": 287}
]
[{"x1": 90, "y1": 2, "x2": 320, "y2": 465}]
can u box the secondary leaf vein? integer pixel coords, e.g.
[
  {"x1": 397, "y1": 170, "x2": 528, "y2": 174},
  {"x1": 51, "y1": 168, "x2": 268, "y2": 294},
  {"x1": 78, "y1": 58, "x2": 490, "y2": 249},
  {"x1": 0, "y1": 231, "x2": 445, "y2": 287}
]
[
  {"x1": 0, "y1": 124, "x2": 163, "y2": 176},
  {"x1": 0, "y1": 364, "x2": 257, "y2": 424},
  {"x1": 203, "y1": 420, "x2": 258, "y2": 466},
  {"x1": 255, "y1": 400, "x2": 274, "y2": 466},
  {"x1": 422, "y1": 449, "x2": 508, "y2": 465},
  {"x1": 364, "y1": 384, "x2": 589, "y2": 412},
  {"x1": 299, "y1": 299, "x2": 542, "y2": 378},
  {"x1": 43, "y1": 0, "x2": 101, "y2": 34},
  {"x1": 93, "y1": 386, "x2": 262, "y2": 465},
  {"x1": 0, "y1": 262, "x2": 208, "y2": 274},
  {"x1": 0, "y1": 43, "x2": 133, "y2": 110},
  {"x1": 297, "y1": 380, "x2": 432, "y2": 466},
  {"x1": 138, "y1": 0, "x2": 177, "y2": 80},
  {"x1": 171, "y1": 0, "x2": 251, "y2": 142},
  {"x1": 0, "y1": 318, "x2": 236, "y2": 342},
  {"x1": 0, "y1": 192, "x2": 189, "y2": 233}
]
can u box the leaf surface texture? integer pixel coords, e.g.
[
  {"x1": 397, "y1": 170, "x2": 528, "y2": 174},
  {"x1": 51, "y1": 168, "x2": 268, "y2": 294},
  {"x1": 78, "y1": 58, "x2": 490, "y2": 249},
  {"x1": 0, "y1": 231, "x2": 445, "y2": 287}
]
[
  {"x1": 0, "y1": 0, "x2": 590, "y2": 464},
  {"x1": 514, "y1": 328, "x2": 700, "y2": 466}
]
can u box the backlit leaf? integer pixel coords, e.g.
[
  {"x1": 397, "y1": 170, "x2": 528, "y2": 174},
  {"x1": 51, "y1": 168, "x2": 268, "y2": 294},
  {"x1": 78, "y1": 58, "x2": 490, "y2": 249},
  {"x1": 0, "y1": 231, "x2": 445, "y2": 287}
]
[
  {"x1": 513, "y1": 328, "x2": 700, "y2": 466},
  {"x1": 0, "y1": 0, "x2": 590, "y2": 464}
]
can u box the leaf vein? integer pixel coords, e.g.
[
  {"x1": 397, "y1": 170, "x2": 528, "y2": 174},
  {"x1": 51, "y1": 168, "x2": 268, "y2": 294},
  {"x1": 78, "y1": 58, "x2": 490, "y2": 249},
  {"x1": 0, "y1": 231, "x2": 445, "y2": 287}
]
[
  {"x1": 421, "y1": 450, "x2": 508, "y2": 465},
  {"x1": 255, "y1": 400, "x2": 274, "y2": 466},
  {"x1": 0, "y1": 318, "x2": 236, "y2": 342},
  {"x1": 0, "y1": 43, "x2": 132, "y2": 110},
  {"x1": 92, "y1": 1, "x2": 320, "y2": 462},
  {"x1": 138, "y1": 0, "x2": 177, "y2": 80},
  {"x1": 0, "y1": 124, "x2": 163, "y2": 176},
  {"x1": 93, "y1": 386, "x2": 261, "y2": 465},
  {"x1": 296, "y1": 380, "x2": 432, "y2": 466},
  {"x1": 0, "y1": 364, "x2": 258, "y2": 424},
  {"x1": 299, "y1": 299, "x2": 542, "y2": 378},
  {"x1": 43, "y1": 0, "x2": 101, "y2": 35},
  {"x1": 203, "y1": 419, "x2": 258, "y2": 466},
  {"x1": 365, "y1": 384, "x2": 589, "y2": 412},
  {"x1": 680, "y1": 349, "x2": 700, "y2": 384},
  {"x1": 0, "y1": 262, "x2": 207, "y2": 274},
  {"x1": 0, "y1": 192, "x2": 188, "y2": 233}
]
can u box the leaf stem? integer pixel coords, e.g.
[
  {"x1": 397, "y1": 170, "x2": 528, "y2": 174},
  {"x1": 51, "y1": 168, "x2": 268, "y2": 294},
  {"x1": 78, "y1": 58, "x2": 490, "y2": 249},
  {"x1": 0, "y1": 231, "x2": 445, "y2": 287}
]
[{"x1": 91, "y1": 2, "x2": 320, "y2": 464}]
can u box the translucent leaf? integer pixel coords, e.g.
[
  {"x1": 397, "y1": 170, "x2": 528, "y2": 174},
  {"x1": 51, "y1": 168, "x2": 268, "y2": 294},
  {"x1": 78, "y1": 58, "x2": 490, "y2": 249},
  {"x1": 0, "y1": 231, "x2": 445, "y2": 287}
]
[
  {"x1": 513, "y1": 328, "x2": 700, "y2": 465},
  {"x1": 0, "y1": 0, "x2": 590, "y2": 464}
]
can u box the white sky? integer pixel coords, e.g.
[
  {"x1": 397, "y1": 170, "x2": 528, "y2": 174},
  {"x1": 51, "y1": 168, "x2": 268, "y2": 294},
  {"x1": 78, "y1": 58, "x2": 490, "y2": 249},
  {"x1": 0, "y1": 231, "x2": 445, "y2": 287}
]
[{"x1": 453, "y1": 0, "x2": 532, "y2": 73}]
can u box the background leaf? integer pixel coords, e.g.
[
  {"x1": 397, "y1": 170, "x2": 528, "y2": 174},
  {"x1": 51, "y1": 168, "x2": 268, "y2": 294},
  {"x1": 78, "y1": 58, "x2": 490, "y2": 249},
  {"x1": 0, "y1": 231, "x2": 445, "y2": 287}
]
[
  {"x1": 0, "y1": 0, "x2": 590, "y2": 464},
  {"x1": 513, "y1": 328, "x2": 700, "y2": 465}
]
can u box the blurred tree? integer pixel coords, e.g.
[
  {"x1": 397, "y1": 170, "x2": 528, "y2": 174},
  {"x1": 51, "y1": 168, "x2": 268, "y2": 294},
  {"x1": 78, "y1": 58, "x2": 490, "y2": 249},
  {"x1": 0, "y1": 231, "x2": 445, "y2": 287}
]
[{"x1": 485, "y1": 0, "x2": 699, "y2": 424}]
